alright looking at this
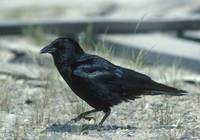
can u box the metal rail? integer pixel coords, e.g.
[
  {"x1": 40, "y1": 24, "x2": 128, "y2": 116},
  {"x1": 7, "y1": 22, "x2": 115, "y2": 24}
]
[{"x1": 1, "y1": 17, "x2": 200, "y2": 35}]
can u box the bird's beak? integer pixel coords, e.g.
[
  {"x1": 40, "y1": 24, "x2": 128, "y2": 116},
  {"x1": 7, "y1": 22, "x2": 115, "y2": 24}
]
[{"x1": 40, "y1": 45, "x2": 56, "y2": 54}]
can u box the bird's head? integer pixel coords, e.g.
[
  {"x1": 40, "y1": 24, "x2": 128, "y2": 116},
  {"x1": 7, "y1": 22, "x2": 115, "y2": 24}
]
[{"x1": 40, "y1": 37, "x2": 84, "y2": 62}]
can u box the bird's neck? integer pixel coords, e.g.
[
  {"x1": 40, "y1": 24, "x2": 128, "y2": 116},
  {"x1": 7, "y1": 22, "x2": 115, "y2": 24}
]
[{"x1": 52, "y1": 52, "x2": 82, "y2": 69}]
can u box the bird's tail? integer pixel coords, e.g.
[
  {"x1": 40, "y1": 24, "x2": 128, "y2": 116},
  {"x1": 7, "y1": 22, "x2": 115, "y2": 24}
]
[{"x1": 144, "y1": 81, "x2": 187, "y2": 96}]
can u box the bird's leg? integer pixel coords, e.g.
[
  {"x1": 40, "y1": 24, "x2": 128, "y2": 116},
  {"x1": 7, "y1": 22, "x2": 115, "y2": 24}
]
[
  {"x1": 97, "y1": 109, "x2": 111, "y2": 130},
  {"x1": 70, "y1": 109, "x2": 99, "y2": 122}
]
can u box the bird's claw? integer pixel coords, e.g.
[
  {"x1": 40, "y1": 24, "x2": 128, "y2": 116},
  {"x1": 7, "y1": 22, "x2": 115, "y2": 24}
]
[
  {"x1": 82, "y1": 116, "x2": 96, "y2": 122},
  {"x1": 67, "y1": 117, "x2": 81, "y2": 124}
]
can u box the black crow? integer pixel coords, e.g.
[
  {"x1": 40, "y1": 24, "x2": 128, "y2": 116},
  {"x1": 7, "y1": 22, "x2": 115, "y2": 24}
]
[{"x1": 40, "y1": 37, "x2": 186, "y2": 130}]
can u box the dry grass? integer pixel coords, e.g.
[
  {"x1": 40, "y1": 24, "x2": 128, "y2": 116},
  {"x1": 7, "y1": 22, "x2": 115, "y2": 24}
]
[
  {"x1": 0, "y1": 37, "x2": 199, "y2": 139},
  {"x1": 0, "y1": 1, "x2": 199, "y2": 139},
  {"x1": 0, "y1": 26, "x2": 199, "y2": 140}
]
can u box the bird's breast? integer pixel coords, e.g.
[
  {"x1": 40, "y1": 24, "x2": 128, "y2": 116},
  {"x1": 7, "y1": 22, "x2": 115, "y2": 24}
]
[{"x1": 54, "y1": 62, "x2": 73, "y2": 82}]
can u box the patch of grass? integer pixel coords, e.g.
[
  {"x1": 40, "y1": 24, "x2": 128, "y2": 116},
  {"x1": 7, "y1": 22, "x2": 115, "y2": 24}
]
[
  {"x1": 0, "y1": 90, "x2": 9, "y2": 112},
  {"x1": 13, "y1": 115, "x2": 25, "y2": 140},
  {"x1": 78, "y1": 25, "x2": 94, "y2": 51},
  {"x1": 151, "y1": 101, "x2": 177, "y2": 126},
  {"x1": 164, "y1": 128, "x2": 186, "y2": 140},
  {"x1": 23, "y1": 26, "x2": 47, "y2": 45},
  {"x1": 70, "y1": 101, "x2": 89, "y2": 117},
  {"x1": 125, "y1": 48, "x2": 146, "y2": 70},
  {"x1": 160, "y1": 64, "x2": 183, "y2": 88},
  {"x1": 0, "y1": 78, "x2": 16, "y2": 112}
]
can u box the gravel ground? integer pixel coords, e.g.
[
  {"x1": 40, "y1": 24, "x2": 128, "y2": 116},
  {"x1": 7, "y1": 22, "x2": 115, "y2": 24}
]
[
  {"x1": 0, "y1": 38, "x2": 199, "y2": 139},
  {"x1": 0, "y1": 1, "x2": 200, "y2": 139}
]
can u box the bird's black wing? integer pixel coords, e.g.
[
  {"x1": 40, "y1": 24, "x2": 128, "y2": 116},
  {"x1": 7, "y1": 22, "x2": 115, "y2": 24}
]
[{"x1": 72, "y1": 55, "x2": 155, "y2": 102}]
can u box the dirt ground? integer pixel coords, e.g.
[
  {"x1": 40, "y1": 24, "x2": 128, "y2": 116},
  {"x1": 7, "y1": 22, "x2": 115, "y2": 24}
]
[
  {"x1": 0, "y1": 36, "x2": 199, "y2": 140},
  {"x1": 0, "y1": 0, "x2": 200, "y2": 140}
]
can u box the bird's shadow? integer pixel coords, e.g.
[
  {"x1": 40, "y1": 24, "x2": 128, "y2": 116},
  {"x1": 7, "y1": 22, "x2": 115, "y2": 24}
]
[{"x1": 41, "y1": 122, "x2": 136, "y2": 133}]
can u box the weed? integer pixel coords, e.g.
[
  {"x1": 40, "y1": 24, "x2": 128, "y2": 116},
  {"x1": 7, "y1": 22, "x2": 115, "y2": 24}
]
[
  {"x1": 23, "y1": 27, "x2": 46, "y2": 45},
  {"x1": 70, "y1": 101, "x2": 89, "y2": 117},
  {"x1": 151, "y1": 101, "x2": 176, "y2": 126}
]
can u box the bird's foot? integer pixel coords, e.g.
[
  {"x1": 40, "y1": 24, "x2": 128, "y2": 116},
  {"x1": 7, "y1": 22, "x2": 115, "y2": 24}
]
[
  {"x1": 82, "y1": 116, "x2": 96, "y2": 122},
  {"x1": 67, "y1": 116, "x2": 96, "y2": 125},
  {"x1": 67, "y1": 116, "x2": 81, "y2": 124}
]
